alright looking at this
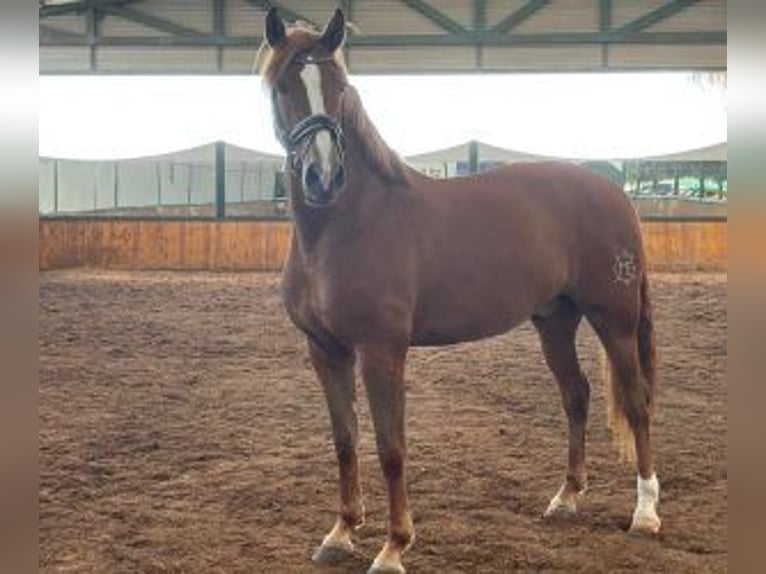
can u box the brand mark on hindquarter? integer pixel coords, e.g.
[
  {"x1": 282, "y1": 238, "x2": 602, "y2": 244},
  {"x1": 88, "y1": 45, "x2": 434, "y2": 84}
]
[{"x1": 613, "y1": 248, "x2": 638, "y2": 285}]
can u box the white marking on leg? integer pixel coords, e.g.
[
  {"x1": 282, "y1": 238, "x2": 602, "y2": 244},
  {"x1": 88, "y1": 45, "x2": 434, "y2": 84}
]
[
  {"x1": 321, "y1": 519, "x2": 354, "y2": 551},
  {"x1": 544, "y1": 482, "x2": 586, "y2": 517},
  {"x1": 631, "y1": 473, "x2": 661, "y2": 533},
  {"x1": 370, "y1": 542, "x2": 406, "y2": 574},
  {"x1": 299, "y1": 63, "x2": 334, "y2": 184}
]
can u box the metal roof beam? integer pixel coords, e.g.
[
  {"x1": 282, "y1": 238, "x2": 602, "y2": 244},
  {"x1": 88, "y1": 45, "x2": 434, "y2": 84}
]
[
  {"x1": 39, "y1": 30, "x2": 725, "y2": 48},
  {"x1": 616, "y1": 0, "x2": 697, "y2": 35},
  {"x1": 245, "y1": 0, "x2": 318, "y2": 29},
  {"x1": 492, "y1": 0, "x2": 550, "y2": 35},
  {"x1": 39, "y1": 0, "x2": 138, "y2": 18},
  {"x1": 39, "y1": 23, "x2": 85, "y2": 42},
  {"x1": 599, "y1": 0, "x2": 611, "y2": 31},
  {"x1": 41, "y1": 35, "x2": 255, "y2": 47},
  {"x1": 40, "y1": 1, "x2": 89, "y2": 17},
  {"x1": 399, "y1": 0, "x2": 467, "y2": 35},
  {"x1": 98, "y1": 4, "x2": 206, "y2": 37},
  {"x1": 214, "y1": 0, "x2": 225, "y2": 71},
  {"x1": 348, "y1": 31, "x2": 726, "y2": 47},
  {"x1": 213, "y1": 0, "x2": 225, "y2": 36},
  {"x1": 473, "y1": 0, "x2": 487, "y2": 30},
  {"x1": 86, "y1": 4, "x2": 98, "y2": 70},
  {"x1": 473, "y1": 0, "x2": 488, "y2": 68},
  {"x1": 599, "y1": 0, "x2": 611, "y2": 67}
]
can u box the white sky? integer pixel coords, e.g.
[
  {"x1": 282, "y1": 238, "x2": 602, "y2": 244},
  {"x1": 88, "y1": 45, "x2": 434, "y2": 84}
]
[{"x1": 38, "y1": 73, "x2": 726, "y2": 161}]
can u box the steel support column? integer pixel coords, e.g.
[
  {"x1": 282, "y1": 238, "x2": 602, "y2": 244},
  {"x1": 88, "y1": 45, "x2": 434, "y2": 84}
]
[
  {"x1": 215, "y1": 141, "x2": 226, "y2": 219},
  {"x1": 468, "y1": 140, "x2": 479, "y2": 174}
]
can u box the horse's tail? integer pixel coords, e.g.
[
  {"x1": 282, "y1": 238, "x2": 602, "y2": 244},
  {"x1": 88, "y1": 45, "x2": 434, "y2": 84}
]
[
  {"x1": 603, "y1": 270, "x2": 657, "y2": 464},
  {"x1": 636, "y1": 271, "x2": 657, "y2": 415}
]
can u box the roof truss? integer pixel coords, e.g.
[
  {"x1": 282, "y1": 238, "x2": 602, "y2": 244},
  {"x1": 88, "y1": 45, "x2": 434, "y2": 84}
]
[{"x1": 39, "y1": 0, "x2": 727, "y2": 74}]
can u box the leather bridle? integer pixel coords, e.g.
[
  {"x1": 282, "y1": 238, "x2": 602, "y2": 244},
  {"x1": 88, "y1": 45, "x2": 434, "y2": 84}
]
[{"x1": 270, "y1": 54, "x2": 346, "y2": 173}]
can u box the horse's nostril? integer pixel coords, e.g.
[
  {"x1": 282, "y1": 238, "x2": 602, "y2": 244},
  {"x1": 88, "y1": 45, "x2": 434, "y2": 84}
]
[{"x1": 305, "y1": 164, "x2": 321, "y2": 188}]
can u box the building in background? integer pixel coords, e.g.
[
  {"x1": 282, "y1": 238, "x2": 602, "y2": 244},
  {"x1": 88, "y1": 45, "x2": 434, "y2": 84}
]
[{"x1": 39, "y1": 140, "x2": 726, "y2": 219}]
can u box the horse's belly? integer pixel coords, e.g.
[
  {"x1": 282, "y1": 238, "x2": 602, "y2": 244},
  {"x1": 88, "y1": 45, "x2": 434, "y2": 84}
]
[
  {"x1": 410, "y1": 304, "x2": 530, "y2": 346},
  {"x1": 410, "y1": 266, "x2": 564, "y2": 346}
]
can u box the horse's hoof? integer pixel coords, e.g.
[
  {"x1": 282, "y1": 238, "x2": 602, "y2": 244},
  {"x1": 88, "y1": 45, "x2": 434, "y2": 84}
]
[
  {"x1": 367, "y1": 564, "x2": 405, "y2": 574},
  {"x1": 543, "y1": 493, "x2": 578, "y2": 518},
  {"x1": 543, "y1": 504, "x2": 578, "y2": 520},
  {"x1": 312, "y1": 543, "x2": 354, "y2": 565},
  {"x1": 629, "y1": 510, "x2": 661, "y2": 535}
]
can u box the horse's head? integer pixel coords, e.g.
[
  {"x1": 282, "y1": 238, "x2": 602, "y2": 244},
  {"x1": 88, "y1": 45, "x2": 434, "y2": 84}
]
[{"x1": 261, "y1": 8, "x2": 348, "y2": 208}]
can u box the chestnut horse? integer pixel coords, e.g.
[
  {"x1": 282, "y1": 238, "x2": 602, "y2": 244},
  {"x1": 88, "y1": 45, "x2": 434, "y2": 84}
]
[{"x1": 259, "y1": 8, "x2": 660, "y2": 573}]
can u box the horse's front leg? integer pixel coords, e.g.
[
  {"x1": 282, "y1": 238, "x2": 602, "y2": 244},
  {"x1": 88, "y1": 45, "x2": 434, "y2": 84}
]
[
  {"x1": 308, "y1": 340, "x2": 365, "y2": 565},
  {"x1": 359, "y1": 343, "x2": 414, "y2": 574}
]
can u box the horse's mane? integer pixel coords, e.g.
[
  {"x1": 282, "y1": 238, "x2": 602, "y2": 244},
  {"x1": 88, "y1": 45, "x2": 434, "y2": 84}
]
[
  {"x1": 341, "y1": 85, "x2": 410, "y2": 187},
  {"x1": 256, "y1": 25, "x2": 409, "y2": 187}
]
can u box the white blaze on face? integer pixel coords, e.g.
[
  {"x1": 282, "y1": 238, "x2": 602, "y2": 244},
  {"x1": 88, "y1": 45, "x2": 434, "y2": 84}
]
[{"x1": 299, "y1": 63, "x2": 334, "y2": 186}]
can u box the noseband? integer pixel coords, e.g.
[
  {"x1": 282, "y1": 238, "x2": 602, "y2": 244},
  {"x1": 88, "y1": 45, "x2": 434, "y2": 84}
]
[{"x1": 285, "y1": 112, "x2": 345, "y2": 172}]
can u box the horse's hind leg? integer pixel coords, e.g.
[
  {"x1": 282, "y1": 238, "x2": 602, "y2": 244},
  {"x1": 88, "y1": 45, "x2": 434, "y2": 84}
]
[
  {"x1": 532, "y1": 297, "x2": 590, "y2": 518},
  {"x1": 585, "y1": 303, "x2": 661, "y2": 535},
  {"x1": 308, "y1": 340, "x2": 365, "y2": 565}
]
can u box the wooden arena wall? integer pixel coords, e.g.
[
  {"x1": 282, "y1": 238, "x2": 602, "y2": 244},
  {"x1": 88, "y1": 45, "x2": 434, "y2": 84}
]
[
  {"x1": 39, "y1": 218, "x2": 726, "y2": 272},
  {"x1": 640, "y1": 219, "x2": 727, "y2": 272}
]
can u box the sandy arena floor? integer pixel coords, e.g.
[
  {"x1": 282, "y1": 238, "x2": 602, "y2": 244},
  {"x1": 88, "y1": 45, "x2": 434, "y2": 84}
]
[{"x1": 39, "y1": 271, "x2": 726, "y2": 573}]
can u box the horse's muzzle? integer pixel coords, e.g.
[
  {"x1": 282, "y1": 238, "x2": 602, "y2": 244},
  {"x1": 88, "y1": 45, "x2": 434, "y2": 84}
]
[{"x1": 302, "y1": 161, "x2": 346, "y2": 207}]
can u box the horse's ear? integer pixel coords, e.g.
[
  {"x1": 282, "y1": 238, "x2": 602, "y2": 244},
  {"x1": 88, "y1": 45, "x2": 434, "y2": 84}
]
[
  {"x1": 265, "y1": 7, "x2": 286, "y2": 47},
  {"x1": 320, "y1": 8, "x2": 346, "y2": 53}
]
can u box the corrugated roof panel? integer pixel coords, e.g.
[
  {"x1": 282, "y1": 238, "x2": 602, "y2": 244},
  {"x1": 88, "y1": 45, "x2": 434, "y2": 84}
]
[
  {"x1": 222, "y1": 48, "x2": 261, "y2": 74},
  {"x1": 643, "y1": 142, "x2": 726, "y2": 162},
  {"x1": 349, "y1": 46, "x2": 477, "y2": 73},
  {"x1": 100, "y1": 14, "x2": 173, "y2": 38},
  {"x1": 353, "y1": 0, "x2": 445, "y2": 35},
  {"x1": 143, "y1": 0, "x2": 212, "y2": 34},
  {"x1": 611, "y1": 0, "x2": 666, "y2": 29},
  {"x1": 483, "y1": 45, "x2": 602, "y2": 71},
  {"x1": 38, "y1": 1, "x2": 726, "y2": 74},
  {"x1": 39, "y1": 46, "x2": 91, "y2": 72},
  {"x1": 97, "y1": 47, "x2": 218, "y2": 73},
  {"x1": 225, "y1": 0, "x2": 267, "y2": 37},
  {"x1": 226, "y1": 143, "x2": 283, "y2": 162},
  {"x1": 648, "y1": 1, "x2": 726, "y2": 32},
  {"x1": 515, "y1": 0, "x2": 598, "y2": 33},
  {"x1": 279, "y1": 0, "x2": 341, "y2": 28},
  {"x1": 609, "y1": 44, "x2": 726, "y2": 70},
  {"x1": 408, "y1": 142, "x2": 559, "y2": 163},
  {"x1": 426, "y1": 0, "x2": 474, "y2": 29},
  {"x1": 41, "y1": 14, "x2": 84, "y2": 35}
]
